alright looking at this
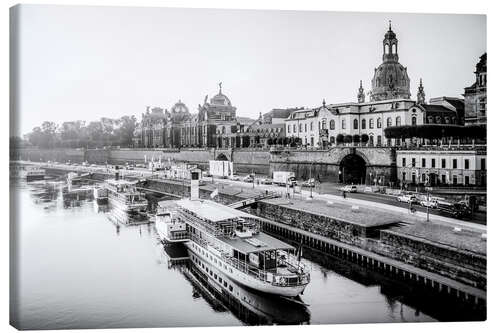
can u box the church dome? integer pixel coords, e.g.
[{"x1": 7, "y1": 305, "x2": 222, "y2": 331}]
[{"x1": 370, "y1": 22, "x2": 411, "y2": 101}]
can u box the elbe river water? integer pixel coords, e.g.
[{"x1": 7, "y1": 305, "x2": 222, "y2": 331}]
[{"x1": 11, "y1": 178, "x2": 451, "y2": 329}]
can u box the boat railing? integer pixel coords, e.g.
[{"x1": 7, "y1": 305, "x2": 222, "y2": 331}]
[{"x1": 189, "y1": 233, "x2": 309, "y2": 287}]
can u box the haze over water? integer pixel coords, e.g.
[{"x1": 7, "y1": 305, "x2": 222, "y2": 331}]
[{"x1": 10, "y1": 179, "x2": 437, "y2": 329}]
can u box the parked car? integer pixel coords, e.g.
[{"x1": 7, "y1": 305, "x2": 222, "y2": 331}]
[
  {"x1": 302, "y1": 178, "x2": 316, "y2": 187},
  {"x1": 243, "y1": 175, "x2": 255, "y2": 183},
  {"x1": 260, "y1": 177, "x2": 273, "y2": 185},
  {"x1": 228, "y1": 175, "x2": 240, "y2": 181},
  {"x1": 397, "y1": 194, "x2": 418, "y2": 204},
  {"x1": 341, "y1": 185, "x2": 357, "y2": 193},
  {"x1": 419, "y1": 197, "x2": 438, "y2": 208}
]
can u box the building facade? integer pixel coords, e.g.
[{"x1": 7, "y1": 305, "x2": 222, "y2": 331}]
[
  {"x1": 397, "y1": 148, "x2": 486, "y2": 186},
  {"x1": 464, "y1": 53, "x2": 487, "y2": 125}
]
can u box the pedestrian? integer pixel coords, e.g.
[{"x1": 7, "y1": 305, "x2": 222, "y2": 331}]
[{"x1": 343, "y1": 190, "x2": 346, "y2": 199}]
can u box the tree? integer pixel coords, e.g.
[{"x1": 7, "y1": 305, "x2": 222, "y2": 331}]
[
  {"x1": 353, "y1": 134, "x2": 361, "y2": 143},
  {"x1": 336, "y1": 134, "x2": 344, "y2": 144},
  {"x1": 267, "y1": 137, "x2": 273, "y2": 146},
  {"x1": 361, "y1": 134, "x2": 369, "y2": 144},
  {"x1": 345, "y1": 135, "x2": 353, "y2": 143}
]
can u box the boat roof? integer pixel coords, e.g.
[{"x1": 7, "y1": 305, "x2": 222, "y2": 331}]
[
  {"x1": 176, "y1": 198, "x2": 256, "y2": 222},
  {"x1": 222, "y1": 232, "x2": 294, "y2": 254},
  {"x1": 105, "y1": 178, "x2": 137, "y2": 186},
  {"x1": 158, "y1": 200, "x2": 178, "y2": 208}
]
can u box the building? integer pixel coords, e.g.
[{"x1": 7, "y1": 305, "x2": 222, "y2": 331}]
[
  {"x1": 133, "y1": 84, "x2": 252, "y2": 149},
  {"x1": 464, "y1": 53, "x2": 487, "y2": 125},
  {"x1": 284, "y1": 24, "x2": 463, "y2": 149},
  {"x1": 397, "y1": 147, "x2": 486, "y2": 186}
]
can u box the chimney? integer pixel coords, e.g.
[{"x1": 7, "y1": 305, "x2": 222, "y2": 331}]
[{"x1": 190, "y1": 169, "x2": 201, "y2": 200}]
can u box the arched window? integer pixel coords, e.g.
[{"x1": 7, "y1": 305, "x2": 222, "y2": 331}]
[
  {"x1": 362, "y1": 119, "x2": 366, "y2": 129},
  {"x1": 451, "y1": 116, "x2": 456, "y2": 124},
  {"x1": 329, "y1": 120, "x2": 335, "y2": 130},
  {"x1": 445, "y1": 117, "x2": 450, "y2": 124},
  {"x1": 412, "y1": 116, "x2": 417, "y2": 126},
  {"x1": 436, "y1": 116, "x2": 441, "y2": 124},
  {"x1": 330, "y1": 136, "x2": 335, "y2": 144},
  {"x1": 427, "y1": 116, "x2": 433, "y2": 123},
  {"x1": 369, "y1": 119, "x2": 374, "y2": 129},
  {"x1": 377, "y1": 118, "x2": 382, "y2": 128},
  {"x1": 396, "y1": 116, "x2": 401, "y2": 126},
  {"x1": 387, "y1": 118, "x2": 392, "y2": 127},
  {"x1": 321, "y1": 119, "x2": 326, "y2": 130},
  {"x1": 353, "y1": 119, "x2": 358, "y2": 129}
]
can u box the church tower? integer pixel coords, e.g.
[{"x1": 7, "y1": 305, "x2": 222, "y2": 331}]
[
  {"x1": 370, "y1": 21, "x2": 411, "y2": 101},
  {"x1": 417, "y1": 78, "x2": 426, "y2": 104}
]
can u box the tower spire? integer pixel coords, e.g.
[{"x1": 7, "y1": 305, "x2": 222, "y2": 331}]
[
  {"x1": 417, "y1": 78, "x2": 426, "y2": 104},
  {"x1": 357, "y1": 80, "x2": 365, "y2": 103},
  {"x1": 389, "y1": 20, "x2": 392, "y2": 31},
  {"x1": 218, "y1": 82, "x2": 222, "y2": 94}
]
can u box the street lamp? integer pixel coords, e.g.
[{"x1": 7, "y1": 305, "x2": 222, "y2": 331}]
[{"x1": 338, "y1": 169, "x2": 342, "y2": 184}]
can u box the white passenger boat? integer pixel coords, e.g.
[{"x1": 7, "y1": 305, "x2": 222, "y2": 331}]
[
  {"x1": 157, "y1": 196, "x2": 310, "y2": 297},
  {"x1": 102, "y1": 176, "x2": 148, "y2": 221},
  {"x1": 155, "y1": 200, "x2": 189, "y2": 243}
]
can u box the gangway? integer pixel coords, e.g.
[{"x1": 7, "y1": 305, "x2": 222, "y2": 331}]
[{"x1": 228, "y1": 192, "x2": 280, "y2": 209}]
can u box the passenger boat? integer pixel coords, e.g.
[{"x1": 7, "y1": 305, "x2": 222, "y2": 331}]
[
  {"x1": 157, "y1": 196, "x2": 310, "y2": 297},
  {"x1": 155, "y1": 201, "x2": 189, "y2": 243},
  {"x1": 102, "y1": 176, "x2": 148, "y2": 221},
  {"x1": 25, "y1": 168, "x2": 46, "y2": 181}
]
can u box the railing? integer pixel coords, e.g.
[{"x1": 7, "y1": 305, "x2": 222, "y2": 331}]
[{"x1": 189, "y1": 233, "x2": 310, "y2": 288}]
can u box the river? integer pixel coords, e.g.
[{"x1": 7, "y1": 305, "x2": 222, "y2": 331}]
[{"x1": 10, "y1": 178, "x2": 442, "y2": 329}]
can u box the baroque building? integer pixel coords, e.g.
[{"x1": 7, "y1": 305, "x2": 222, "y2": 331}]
[{"x1": 285, "y1": 23, "x2": 463, "y2": 148}]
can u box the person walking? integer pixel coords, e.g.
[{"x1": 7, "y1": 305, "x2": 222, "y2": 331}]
[{"x1": 343, "y1": 190, "x2": 346, "y2": 199}]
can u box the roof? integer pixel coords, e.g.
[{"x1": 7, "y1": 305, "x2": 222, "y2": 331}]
[
  {"x1": 420, "y1": 104, "x2": 457, "y2": 115},
  {"x1": 263, "y1": 108, "x2": 302, "y2": 119},
  {"x1": 105, "y1": 178, "x2": 137, "y2": 186},
  {"x1": 236, "y1": 116, "x2": 255, "y2": 125},
  {"x1": 222, "y1": 231, "x2": 294, "y2": 254},
  {"x1": 176, "y1": 198, "x2": 256, "y2": 222}
]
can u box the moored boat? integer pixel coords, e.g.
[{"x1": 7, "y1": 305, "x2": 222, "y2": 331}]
[
  {"x1": 102, "y1": 175, "x2": 148, "y2": 223},
  {"x1": 155, "y1": 200, "x2": 189, "y2": 243}
]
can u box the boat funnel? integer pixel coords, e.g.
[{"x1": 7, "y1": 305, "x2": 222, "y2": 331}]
[
  {"x1": 190, "y1": 169, "x2": 202, "y2": 200},
  {"x1": 115, "y1": 172, "x2": 119, "y2": 181}
]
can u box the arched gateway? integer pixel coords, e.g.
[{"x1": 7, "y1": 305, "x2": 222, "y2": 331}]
[
  {"x1": 216, "y1": 153, "x2": 229, "y2": 161},
  {"x1": 339, "y1": 154, "x2": 367, "y2": 184}
]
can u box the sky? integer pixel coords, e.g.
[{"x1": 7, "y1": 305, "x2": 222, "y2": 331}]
[{"x1": 13, "y1": 5, "x2": 486, "y2": 135}]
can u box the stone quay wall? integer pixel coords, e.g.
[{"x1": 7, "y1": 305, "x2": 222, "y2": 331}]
[
  {"x1": 244, "y1": 200, "x2": 485, "y2": 289},
  {"x1": 376, "y1": 230, "x2": 486, "y2": 289},
  {"x1": 269, "y1": 147, "x2": 397, "y2": 183},
  {"x1": 14, "y1": 148, "x2": 271, "y2": 176}
]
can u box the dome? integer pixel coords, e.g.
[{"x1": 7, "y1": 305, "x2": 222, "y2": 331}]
[
  {"x1": 171, "y1": 100, "x2": 189, "y2": 114},
  {"x1": 371, "y1": 62, "x2": 410, "y2": 100},
  {"x1": 210, "y1": 92, "x2": 231, "y2": 106},
  {"x1": 170, "y1": 100, "x2": 191, "y2": 123}
]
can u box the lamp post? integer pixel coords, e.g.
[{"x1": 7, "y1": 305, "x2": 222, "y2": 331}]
[{"x1": 338, "y1": 169, "x2": 342, "y2": 184}]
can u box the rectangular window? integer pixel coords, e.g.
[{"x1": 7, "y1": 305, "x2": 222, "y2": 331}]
[
  {"x1": 422, "y1": 158, "x2": 426, "y2": 168},
  {"x1": 441, "y1": 175, "x2": 446, "y2": 184},
  {"x1": 402, "y1": 158, "x2": 406, "y2": 167},
  {"x1": 299, "y1": 123, "x2": 302, "y2": 132},
  {"x1": 465, "y1": 176, "x2": 470, "y2": 186},
  {"x1": 342, "y1": 119, "x2": 346, "y2": 129},
  {"x1": 287, "y1": 125, "x2": 290, "y2": 133},
  {"x1": 481, "y1": 158, "x2": 486, "y2": 170},
  {"x1": 464, "y1": 159, "x2": 469, "y2": 170},
  {"x1": 442, "y1": 159, "x2": 446, "y2": 168},
  {"x1": 411, "y1": 158, "x2": 416, "y2": 167},
  {"x1": 293, "y1": 124, "x2": 296, "y2": 133},
  {"x1": 453, "y1": 175, "x2": 458, "y2": 185},
  {"x1": 431, "y1": 158, "x2": 436, "y2": 168},
  {"x1": 310, "y1": 122, "x2": 313, "y2": 131},
  {"x1": 453, "y1": 159, "x2": 457, "y2": 169},
  {"x1": 402, "y1": 172, "x2": 406, "y2": 181}
]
